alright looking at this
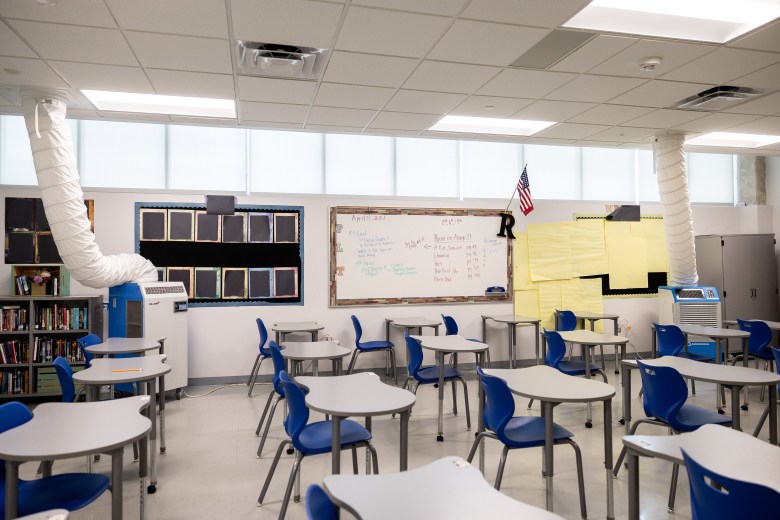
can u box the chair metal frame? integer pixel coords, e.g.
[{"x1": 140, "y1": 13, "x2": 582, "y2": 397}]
[
  {"x1": 247, "y1": 318, "x2": 271, "y2": 397},
  {"x1": 346, "y1": 315, "x2": 397, "y2": 385}
]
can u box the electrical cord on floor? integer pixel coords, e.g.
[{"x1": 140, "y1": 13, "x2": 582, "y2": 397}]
[{"x1": 181, "y1": 383, "x2": 245, "y2": 398}]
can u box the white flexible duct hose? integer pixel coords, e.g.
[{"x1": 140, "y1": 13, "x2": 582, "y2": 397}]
[
  {"x1": 22, "y1": 96, "x2": 157, "y2": 288},
  {"x1": 653, "y1": 131, "x2": 698, "y2": 286}
]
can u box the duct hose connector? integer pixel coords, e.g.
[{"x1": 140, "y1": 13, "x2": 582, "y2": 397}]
[
  {"x1": 22, "y1": 95, "x2": 157, "y2": 289},
  {"x1": 653, "y1": 131, "x2": 698, "y2": 286}
]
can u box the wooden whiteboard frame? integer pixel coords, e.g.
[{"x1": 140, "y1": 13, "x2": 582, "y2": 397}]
[{"x1": 330, "y1": 206, "x2": 512, "y2": 306}]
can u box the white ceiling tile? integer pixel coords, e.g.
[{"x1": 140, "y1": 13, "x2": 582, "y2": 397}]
[
  {"x1": 352, "y1": 0, "x2": 469, "y2": 16},
  {"x1": 589, "y1": 39, "x2": 716, "y2": 79},
  {"x1": 587, "y1": 126, "x2": 657, "y2": 142},
  {"x1": 305, "y1": 124, "x2": 365, "y2": 133},
  {"x1": 106, "y1": 0, "x2": 228, "y2": 38},
  {"x1": 624, "y1": 109, "x2": 707, "y2": 129},
  {"x1": 242, "y1": 121, "x2": 304, "y2": 131},
  {"x1": 730, "y1": 62, "x2": 780, "y2": 91},
  {"x1": 230, "y1": 0, "x2": 343, "y2": 49},
  {"x1": 335, "y1": 7, "x2": 449, "y2": 58},
  {"x1": 724, "y1": 92, "x2": 780, "y2": 116},
  {"x1": 671, "y1": 113, "x2": 764, "y2": 133},
  {"x1": 421, "y1": 130, "x2": 477, "y2": 139},
  {"x1": 49, "y1": 61, "x2": 154, "y2": 93},
  {"x1": 148, "y1": 69, "x2": 235, "y2": 98},
  {"x1": 0, "y1": 20, "x2": 36, "y2": 58},
  {"x1": 323, "y1": 51, "x2": 418, "y2": 87},
  {"x1": 609, "y1": 80, "x2": 713, "y2": 108},
  {"x1": 477, "y1": 69, "x2": 576, "y2": 98},
  {"x1": 545, "y1": 75, "x2": 645, "y2": 103},
  {"x1": 523, "y1": 136, "x2": 575, "y2": 145},
  {"x1": 314, "y1": 83, "x2": 394, "y2": 110},
  {"x1": 723, "y1": 116, "x2": 780, "y2": 134},
  {"x1": 364, "y1": 128, "x2": 422, "y2": 136},
  {"x1": 369, "y1": 111, "x2": 439, "y2": 131},
  {"x1": 567, "y1": 104, "x2": 655, "y2": 125},
  {"x1": 239, "y1": 101, "x2": 308, "y2": 124},
  {"x1": 404, "y1": 61, "x2": 500, "y2": 94},
  {"x1": 549, "y1": 35, "x2": 637, "y2": 73},
  {"x1": 661, "y1": 48, "x2": 780, "y2": 85},
  {"x1": 512, "y1": 100, "x2": 595, "y2": 121},
  {"x1": 126, "y1": 32, "x2": 232, "y2": 74},
  {"x1": 0, "y1": 57, "x2": 67, "y2": 88},
  {"x1": 729, "y1": 20, "x2": 780, "y2": 52},
  {"x1": 535, "y1": 122, "x2": 610, "y2": 140},
  {"x1": 0, "y1": 0, "x2": 116, "y2": 27},
  {"x1": 428, "y1": 20, "x2": 548, "y2": 67},
  {"x1": 384, "y1": 90, "x2": 466, "y2": 114},
  {"x1": 170, "y1": 116, "x2": 237, "y2": 125},
  {"x1": 450, "y1": 95, "x2": 534, "y2": 118},
  {"x1": 461, "y1": 0, "x2": 591, "y2": 29},
  {"x1": 237, "y1": 76, "x2": 316, "y2": 104},
  {"x1": 576, "y1": 140, "x2": 624, "y2": 148},
  {"x1": 307, "y1": 106, "x2": 376, "y2": 127},
  {"x1": 10, "y1": 21, "x2": 137, "y2": 66}
]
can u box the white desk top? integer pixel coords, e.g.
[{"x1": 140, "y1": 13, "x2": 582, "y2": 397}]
[
  {"x1": 297, "y1": 372, "x2": 415, "y2": 417},
  {"x1": 724, "y1": 319, "x2": 780, "y2": 330},
  {"x1": 624, "y1": 357, "x2": 780, "y2": 386},
  {"x1": 324, "y1": 456, "x2": 565, "y2": 520},
  {"x1": 482, "y1": 314, "x2": 540, "y2": 324},
  {"x1": 387, "y1": 316, "x2": 442, "y2": 327},
  {"x1": 677, "y1": 324, "x2": 750, "y2": 339},
  {"x1": 84, "y1": 337, "x2": 162, "y2": 355},
  {"x1": 273, "y1": 321, "x2": 324, "y2": 333},
  {"x1": 572, "y1": 311, "x2": 619, "y2": 320},
  {"x1": 623, "y1": 424, "x2": 780, "y2": 492},
  {"x1": 280, "y1": 341, "x2": 350, "y2": 360},
  {"x1": 484, "y1": 366, "x2": 615, "y2": 403},
  {"x1": 558, "y1": 330, "x2": 628, "y2": 345},
  {"x1": 0, "y1": 396, "x2": 150, "y2": 461},
  {"x1": 73, "y1": 354, "x2": 171, "y2": 385},
  {"x1": 15, "y1": 510, "x2": 69, "y2": 520},
  {"x1": 411, "y1": 334, "x2": 488, "y2": 353}
]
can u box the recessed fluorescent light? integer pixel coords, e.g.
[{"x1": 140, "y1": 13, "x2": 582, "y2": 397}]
[
  {"x1": 429, "y1": 115, "x2": 555, "y2": 136},
  {"x1": 563, "y1": 0, "x2": 780, "y2": 43},
  {"x1": 81, "y1": 90, "x2": 235, "y2": 118},
  {"x1": 685, "y1": 132, "x2": 780, "y2": 148}
]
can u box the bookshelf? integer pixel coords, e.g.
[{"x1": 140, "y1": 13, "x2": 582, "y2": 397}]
[
  {"x1": 0, "y1": 295, "x2": 102, "y2": 398},
  {"x1": 10, "y1": 265, "x2": 71, "y2": 297}
]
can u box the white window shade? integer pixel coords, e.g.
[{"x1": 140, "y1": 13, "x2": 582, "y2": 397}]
[
  {"x1": 523, "y1": 144, "x2": 580, "y2": 200},
  {"x1": 1, "y1": 116, "x2": 77, "y2": 186},
  {"x1": 169, "y1": 125, "x2": 246, "y2": 191},
  {"x1": 396, "y1": 138, "x2": 458, "y2": 197},
  {"x1": 325, "y1": 134, "x2": 393, "y2": 196},
  {"x1": 637, "y1": 149, "x2": 660, "y2": 202},
  {"x1": 461, "y1": 141, "x2": 522, "y2": 198},
  {"x1": 582, "y1": 147, "x2": 635, "y2": 201},
  {"x1": 251, "y1": 130, "x2": 323, "y2": 194},
  {"x1": 686, "y1": 152, "x2": 734, "y2": 203}
]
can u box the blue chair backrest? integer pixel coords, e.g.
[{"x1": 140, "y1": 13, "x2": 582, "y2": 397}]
[
  {"x1": 476, "y1": 367, "x2": 515, "y2": 444},
  {"x1": 654, "y1": 323, "x2": 685, "y2": 357},
  {"x1": 404, "y1": 334, "x2": 423, "y2": 378},
  {"x1": 636, "y1": 360, "x2": 688, "y2": 428},
  {"x1": 53, "y1": 356, "x2": 75, "y2": 403},
  {"x1": 77, "y1": 333, "x2": 100, "y2": 368},
  {"x1": 257, "y1": 318, "x2": 270, "y2": 356},
  {"x1": 556, "y1": 310, "x2": 577, "y2": 331},
  {"x1": 543, "y1": 330, "x2": 566, "y2": 369},
  {"x1": 269, "y1": 341, "x2": 286, "y2": 396},
  {"x1": 737, "y1": 319, "x2": 772, "y2": 356},
  {"x1": 351, "y1": 315, "x2": 363, "y2": 347},
  {"x1": 278, "y1": 371, "x2": 310, "y2": 451},
  {"x1": 441, "y1": 315, "x2": 458, "y2": 336},
  {"x1": 305, "y1": 484, "x2": 338, "y2": 520},
  {"x1": 0, "y1": 401, "x2": 33, "y2": 480},
  {"x1": 682, "y1": 448, "x2": 780, "y2": 520}
]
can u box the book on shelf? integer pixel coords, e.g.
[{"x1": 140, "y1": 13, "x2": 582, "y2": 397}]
[
  {"x1": 14, "y1": 276, "x2": 30, "y2": 296},
  {"x1": 0, "y1": 306, "x2": 28, "y2": 331}
]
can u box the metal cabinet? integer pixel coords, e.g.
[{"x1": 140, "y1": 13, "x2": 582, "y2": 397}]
[{"x1": 695, "y1": 234, "x2": 778, "y2": 321}]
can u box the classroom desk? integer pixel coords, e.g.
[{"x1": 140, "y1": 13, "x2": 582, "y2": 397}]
[
  {"x1": 73, "y1": 355, "x2": 171, "y2": 493},
  {"x1": 0, "y1": 396, "x2": 151, "y2": 520},
  {"x1": 280, "y1": 341, "x2": 350, "y2": 376},
  {"x1": 323, "y1": 456, "x2": 565, "y2": 520},
  {"x1": 384, "y1": 316, "x2": 441, "y2": 341},
  {"x1": 620, "y1": 357, "x2": 779, "y2": 444},
  {"x1": 16, "y1": 510, "x2": 69, "y2": 520},
  {"x1": 411, "y1": 334, "x2": 488, "y2": 441},
  {"x1": 297, "y1": 372, "x2": 415, "y2": 474},
  {"x1": 481, "y1": 314, "x2": 541, "y2": 367},
  {"x1": 272, "y1": 321, "x2": 324, "y2": 343},
  {"x1": 622, "y1": 424, "x2": 780, "y2": 520},
  {"x1": 572, "y1": 311, "x2": 621, "y2": 373},
  {"x1": 83, "y1": 337, "x2": 164, "y2": 356},
  {"x1": 483, "y1": 367, "x2": 616, "y2": 519}
]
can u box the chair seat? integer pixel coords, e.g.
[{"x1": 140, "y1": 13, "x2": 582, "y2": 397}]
[
  {"x1": 297, "y1": 419, "x2": 372, "y2": 455},
  {"x1": 357, "y1": 340, "x2": 393, "y2": 351},
  {"x1": 415, "y1": 365, "x2": 464, "y2": 383},
  {"x1": 671, "y1": 403, "x2": 732, "y2": 433},
  {"x1": 501, "y1": 416, "x2": 574, "y2": 449},
  {"x1": 676, "y1": 351, "x2": 714, "y2": 363},
  {"x1": 3, "y1": 473, "x2": 110, "y2": 518},
  {"x1": 558, "y1": 360, "x2": 603, "y2": 376}
]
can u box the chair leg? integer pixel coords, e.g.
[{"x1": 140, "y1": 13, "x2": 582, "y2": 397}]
[
  {"x1": 279, "y1": 451, "x2": 304, "y2": 519},
  {"x1": 459, "y1": 376, "x2": 471, "y2": 431},
  {"x1": 613, "y1": 419, "x2": 649, "y2": 477},
  {"x1": 690, "y1": 379, "x2": 696, "y2": 395},
  {"x1": 248, "y1": 355, "x2": 264, "y2": 397},
  {"x1": 567, "y1": 439, "x2": 588, "y2": 520},
  {"x1": 347, "y1": 350, "x2": 360, "y2": 374},
  {"x1": 367, "y1": 442, "x2": 379, "y2": 474},
  {"x1": 598, "y1": 370, "x2": 608, "y2": 384},
  {"x1": 599, "y1": 345, "x2": 605, "y2": 371},
  {"x1": 257, "y1": 439, "x2": 292, "y2": 505},
  {"x1": 451, "y1": 380, "x2": 458, "y2": 416},
  {"x1": 494, "y1": 445, "x2": 510, "y2": 490},
  {"x1": 255, "y1": 390, "x2": 276, "y2": 436},
  {"x1": 467, "y1": 432, "x2": 494, "y2": 463},
  {"x1": 759, "y1": 360, "x2": 768, "y2": 403},
  {"x1": 133, "y1": 441, "x2": 138, "y2": 461},
  {"x1": 257, "y1": 395, "x2": 284, "y2": 458},
  {"x1": 351, "y1": 446, "x2": 359, "y2": 474},
  {"x1": 527, "y1": 398, "x2": 534, "y2": 409},
  {"x1": 389, "y1": 348, "x2": 398, "y2": 386},
  {"x1": 753, "y1": 404, "x2": 770, "y2": 437},
  {"x1": 247, "y1": 354, "x2": 261, "y2": 386},
  {"x1": 667, "y1": 463, "x2": 680, "y2": 513}
]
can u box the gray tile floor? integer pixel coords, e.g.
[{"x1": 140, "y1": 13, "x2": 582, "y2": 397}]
[{"x1": 27, "y1": 362, "x2": 774, "y2": 520}]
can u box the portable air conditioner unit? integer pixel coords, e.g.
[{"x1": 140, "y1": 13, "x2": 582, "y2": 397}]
[
  {"x1": 658, "y1": 286, "x2": 722, "y2": 327},
  {"x1": 108, "y1": 282, "x2": 189, "y2": 398}
]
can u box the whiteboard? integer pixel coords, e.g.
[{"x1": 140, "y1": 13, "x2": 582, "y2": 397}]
[{"x1": 330, "y1": 207, "x2": 512, "y2": 305}]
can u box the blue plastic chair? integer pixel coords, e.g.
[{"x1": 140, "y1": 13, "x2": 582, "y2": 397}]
[
  {"x1": 441, "y1": 314, "x2": 490, "y2": 365},
  {"x1": 53, "y1": 357, "x2": 76, "y2": 403},
  {"x1": 613, "y1": 360, "x2": 732, "y2": 512},
  {"x1": 305, "y1": 484, "x2": 338, "y2": 520},
  {"x1": 654, "y1": 323, "x2": 715, "y2": 396},
  {"x1": 753, "y1": 346, "x2": 780, "y2": 437},
  {"x1": 734, "y1": 319, "x2": 774, "y2": 364},
  {"x1": 255, "y1": 341, "x2": 289, "y2": 457},
  {"x1": 258, "y1": 371, "x2": 378, "y2": 519},
  {"x1": 247, "y1": 318, "x2": 271, "y2": 397},
  {"x1": 682, "y1": 448, "x2": 780, "y2": 520},
  {"x1": 0, "y1": 401, "x2": 110, "y2": 518},
  {"x1": 555, "y1": 310, "x2": 577, "y2": 331},
  {"x1": 346, "y1": 315, "x2": 397, "y2": 385},
  {"x1": 465, "y1": 367, "x2": 587, "y2": 517},
  {"x1": 403, "y1": 334, "x2": 470, "y2": 430},
  {"x1": 543, "y1": 330, "x2": 607, "y2": 383}
]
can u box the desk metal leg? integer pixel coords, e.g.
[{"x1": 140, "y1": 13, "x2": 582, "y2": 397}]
[
  {"x1": 769, "y1": 382, "x2": 778, "y2": 445},
  {"x1": 627, "y1": 449, "x2": 639, "y2": 520},
  {"x1": 400, "y1": 411, "x2": 409, "y2": 471},
  {"x1": 365, "y1": 417, "x2": 372, "y2": 474},
  {"x1": 534, "y1": 323, "x2": 540, "y2": 366},
  {"x1": 542, "y1": 401, "x2": 555, "y2": 512},
  {"x1": 5, "y1": 461, "x2": 18, "y2": 520},
  {"x1": 87, "y1": 384, "x2": 96, "y2": 472},
  {"x1": 159, "y1": 375, "x2": 166, "y2": 454},
  {"x1": 613, "y1": 319, "x2": 621, "y2": 374},
  {"x1": 482, "y1": 317, "x2": 487, "y2": 343},
  {"x1": 435, "y1": 325, "x2": 440, "y2": 336},
  {"x1": 139, "y1": 432, "x2": 148, "y2": 520},
  {"x1": 385, "y1": 320, "x2": 391, "y2": 342},
  {"x1": 332, "y1": 416, "x2": 341, "y2": 474},
  {"x1": 584, "y1": 344, "x2": 593, "y2": 427},
  {"x1": 651, "y1": 330, "x2": 657, "y2": 359},
  {"x1": 605, "y1": 399, "x2": 615, "y2": 520},
  {"x1": 147, "y1": 378, "x2": 158, "y2": 493},
  {"x1": 313, "y1": 331, "x2": 318, "y2": 342},
  {"x1": 730, "y1": 386, "x2": 742, "y2": 431},
  {"x1": 716, "y1": 339, "x2": 724, "y2": 413},
  {"x1": 621, "y1": 361, "x2": 631, "y2": 432},
  {"x1": 437, "y1": 351, "x2": 444, "y2": 442},
  {"x1": 507, "y1": 324, "x2": 515, "y2": 369},
  {"x1": 313, "y1": 360, "x2": 319, "y2": 377},
  {"x1": 111, "y1": 447, "x2": 124, "y2": 520},
  {"x1": 477, "y1": 353, "x2": 485, "y2": 474}
]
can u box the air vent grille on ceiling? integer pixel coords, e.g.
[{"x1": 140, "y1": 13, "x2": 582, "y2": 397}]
[
  {"x1": 673, "y1": 85, "x2": 769, "y2": 112},
  {"x1": 510, "y1": 29, "x2": 595, "y2": 70},
  {"x1": 234, "y1": 41, "x2": 328, "y2": 80}
]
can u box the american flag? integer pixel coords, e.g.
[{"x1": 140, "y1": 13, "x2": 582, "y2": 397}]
[{"x1": 517, "y1": 166, "x2": 534, "y2": 216}]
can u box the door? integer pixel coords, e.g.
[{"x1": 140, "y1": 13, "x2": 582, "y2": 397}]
[
  {"x1": 721, "y1": 235, "x2": 757, "y2": 321},
  {"x1": 748, "y1": 235, "x2": 778, "y2": 321}
]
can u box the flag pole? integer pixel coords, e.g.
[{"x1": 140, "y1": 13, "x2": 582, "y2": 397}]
[{"x1": 505, "y1": 164, "x2": 527, "y2": 212}]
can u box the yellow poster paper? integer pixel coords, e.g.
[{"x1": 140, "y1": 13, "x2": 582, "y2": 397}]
[
  {"x1": 514, "y1": 288, "x2": 539, "y2": 319},
  {"x1": 528, "y1": 223, "x2": 573, "y2": 282},
  {"x1": 606, "y1": 221, "x2": 648, "y2": 289},
  {"x1": 642, "y1": 219, "x2": 669, "y2": 273},
  {"x1": 571, "y1": 219, "x2": 608, "y2": 277},
  {"x1": 580, "y1": 277, "x2": 605, "y2": 332},
  {"x1": 512, "y1": 232, "x2": 534, "y2": 290},
  {"x1": 537, "y1": 281, "x2": 562, "y2": 330}
]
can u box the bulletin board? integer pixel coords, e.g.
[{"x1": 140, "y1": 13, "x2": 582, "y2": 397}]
[{"x1": 135, "y1": 202, "x2": 303, "y2": 307}]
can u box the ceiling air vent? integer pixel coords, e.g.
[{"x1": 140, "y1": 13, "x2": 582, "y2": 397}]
[
  {"x1": 673, "y1": 85, "x2": 769, "y2": 111},
  {"x1": 510, "y1": 29, "x2": 596, "y2": 70},
  {"x1": 234, "y1": 41, "x2": 328, "y2": 80}
]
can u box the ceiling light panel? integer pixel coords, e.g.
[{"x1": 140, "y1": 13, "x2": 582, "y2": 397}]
[
  {"x1": 685, "y1": 131, "x2": 780, "y2": 148},
  {"x1": 81, "y1": 90, "x2": 235, "y2": 118},
  {"x1": 429, "y1": 115, "x2": 555, "y2": 136}
]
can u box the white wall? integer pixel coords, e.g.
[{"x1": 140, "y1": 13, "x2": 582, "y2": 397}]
[
  {"x1": 0, "y1": 186, "x2": 764, "y2": 382},
  {"x1": 765, "y1": 156, "x2": 780, "y2": 311}
]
